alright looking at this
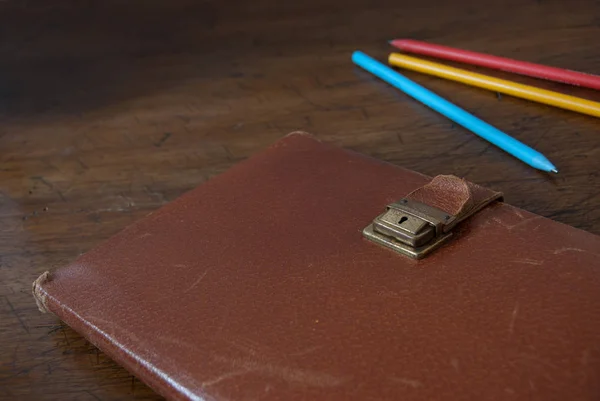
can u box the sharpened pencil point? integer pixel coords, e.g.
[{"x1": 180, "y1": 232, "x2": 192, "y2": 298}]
[{"x1": 551, "y1": 169, "x2": 558, "y2": 174}]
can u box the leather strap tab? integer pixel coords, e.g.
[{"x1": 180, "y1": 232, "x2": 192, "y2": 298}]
[{"x1": 406, "y1": 175, "x2": 502, "y2": 230}]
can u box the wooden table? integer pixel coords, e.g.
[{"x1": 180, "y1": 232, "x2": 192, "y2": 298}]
[{"x1": 1, "y1": 0, "x2": 599, "y2": 399}]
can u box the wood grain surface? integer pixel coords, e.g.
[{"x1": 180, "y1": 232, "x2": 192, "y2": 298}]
[{"x1": 1, "y1": 0, "x2": 599, "y2": 399}]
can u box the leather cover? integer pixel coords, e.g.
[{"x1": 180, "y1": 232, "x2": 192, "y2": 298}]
[{"x1": 33, "y1": 133, "x2": 600, "y2": 401}]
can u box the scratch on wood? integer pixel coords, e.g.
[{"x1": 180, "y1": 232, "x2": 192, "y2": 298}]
[
  {"x1": 222, "y1": 145, "x2": 234, "y2": 161},
  {"x1": 396, "y1": 132, "x2": 404, "y2": 145},
  {"x1": 143, "y1": 185, "x2": 167, "y2": 203},
  {"x1": 154, "y1": 133, "x2": 172, "y2": 147},
  {"x1": 30, "y1": 176, "x2": 66, "y2": 201},
  {"x1": 361, "y1": 108, "x2": 369, "y2": 119},
  {"x1": 84, "y1": 390, "x2": 102, "y2": 401},
  {"x1": 76, "y1": 158, "x2": 89, "y2": 170},
  {"x1": 477, "y1": 143, "x2": 492, "y2": 156},
  {"x1": 4, "y1": 296, "x2": 29, "y2": 334},
  {"x1": 285, "y1": 84, "x2": 329, "y2": 110},
  {"x1": 33, "y1": 325, "x2": 63, "y2": 342},
  {"x1": 62, "y1": 326, "x2": 70, "y2": 346},
  {"x1": 122, "y1": 132, "x2": 135, "y2": 145}
]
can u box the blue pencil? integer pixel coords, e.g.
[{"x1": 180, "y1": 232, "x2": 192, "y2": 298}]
[{"x1": 352, "y1": 51, "x2": 557, "y2": 173}]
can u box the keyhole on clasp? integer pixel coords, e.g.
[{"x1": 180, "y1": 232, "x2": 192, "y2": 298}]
[{"x1": 398, "y1": 216, "x2": 408, "y2": 225}]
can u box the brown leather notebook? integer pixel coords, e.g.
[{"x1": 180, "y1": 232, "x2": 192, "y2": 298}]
[{"x1": 33, "y1": 133, "x2": 600, "y2": 401}]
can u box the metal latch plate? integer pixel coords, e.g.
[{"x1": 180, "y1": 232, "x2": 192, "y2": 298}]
[
  {"x1": 362, "y1": 199, "x2": 454, "y2": 259},
  {"x1": 363, "y1": 223, "x2": 452, "y2": 259}
]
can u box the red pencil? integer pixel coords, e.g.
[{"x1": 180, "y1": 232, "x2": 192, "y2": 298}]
[{"x1": 390, "y1": 39, "x2": 600, "y2": 91}]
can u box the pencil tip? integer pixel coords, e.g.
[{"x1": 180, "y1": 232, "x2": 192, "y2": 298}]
[{"x1": 551, "y1": 169, "x2": 558, "y2": 174}]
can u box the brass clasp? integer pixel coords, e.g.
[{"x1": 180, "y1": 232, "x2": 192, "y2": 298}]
[{"x1": 363, "y1": 199, "x2": 455, "y2": 259}]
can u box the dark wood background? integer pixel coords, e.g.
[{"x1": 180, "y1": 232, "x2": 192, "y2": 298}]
[{"x1": 1, "y1": 0, "x2": 599, "y2": 399}]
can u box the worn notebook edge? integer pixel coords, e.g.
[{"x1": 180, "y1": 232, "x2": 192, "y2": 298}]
[
  {"x1": 32, "y1": 271, "x2": 52, "y2": 313},
  {"x1": 36, "y1": 284, "x2": 190, "y2": 399}
]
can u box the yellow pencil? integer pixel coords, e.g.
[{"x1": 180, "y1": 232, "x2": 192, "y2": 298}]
[{"x1": 388, "y1": 53, "x2": 600, "y2": 118}]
